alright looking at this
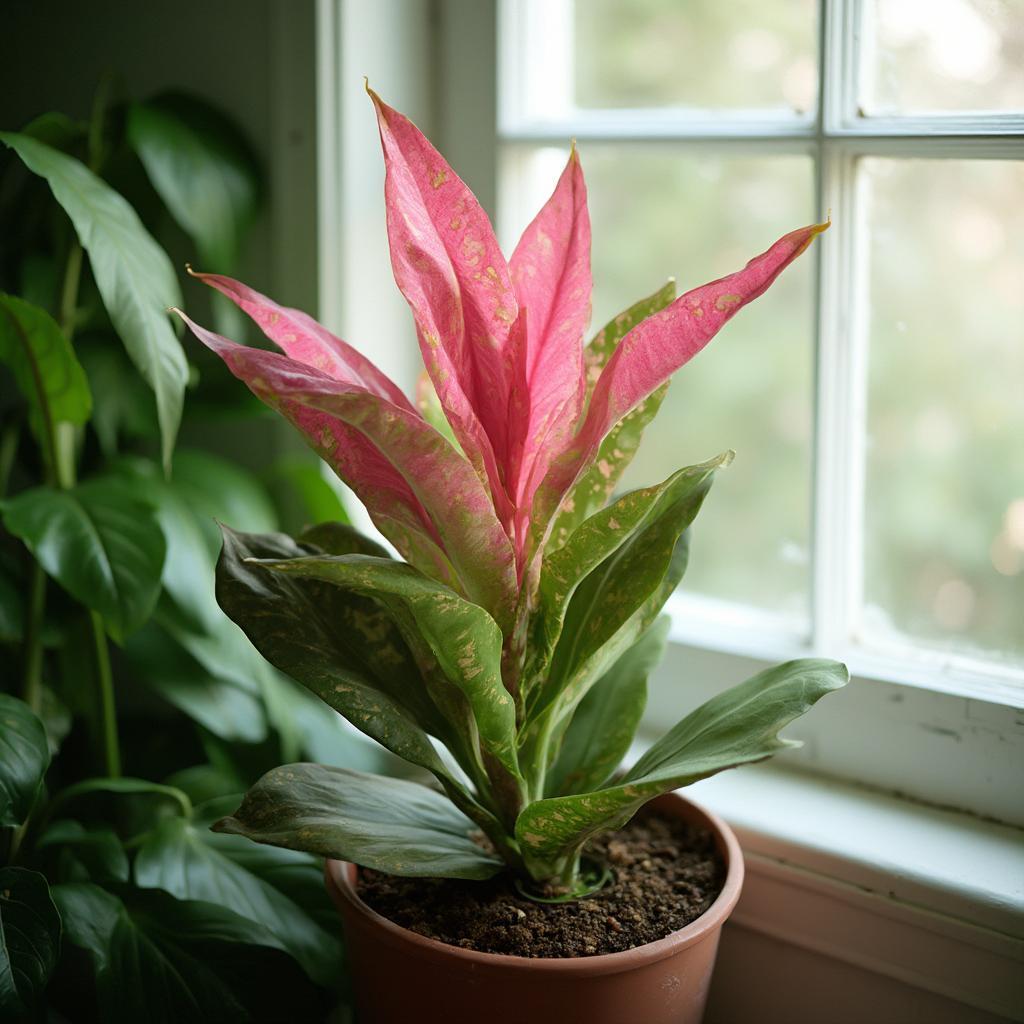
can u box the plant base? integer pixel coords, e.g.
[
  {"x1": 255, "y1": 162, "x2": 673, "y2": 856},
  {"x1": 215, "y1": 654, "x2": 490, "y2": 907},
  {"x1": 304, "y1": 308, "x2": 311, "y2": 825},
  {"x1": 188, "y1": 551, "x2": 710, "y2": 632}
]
[{"x1": 325, "y1": 792, "x2": 743, "y2": 1024}]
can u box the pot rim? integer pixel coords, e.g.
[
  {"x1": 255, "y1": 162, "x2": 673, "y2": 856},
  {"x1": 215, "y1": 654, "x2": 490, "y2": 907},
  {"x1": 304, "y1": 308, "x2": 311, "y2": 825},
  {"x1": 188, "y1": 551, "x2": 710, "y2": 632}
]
[{"x1": 325, "y1": 790, "x2": 744, "y2": 976}]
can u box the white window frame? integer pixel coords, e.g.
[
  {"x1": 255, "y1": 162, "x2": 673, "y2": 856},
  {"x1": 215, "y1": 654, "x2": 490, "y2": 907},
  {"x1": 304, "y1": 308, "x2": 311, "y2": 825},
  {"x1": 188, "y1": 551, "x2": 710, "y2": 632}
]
[
  {"x1": 314, "y1": 3, "x2": 1023, "y2": 1008},
  {"x1": 313, "y1": 0, "x2": 1022, "y2": 826},
  {"x1": 493, "y1": 0, "x2": 1024, "y2": 826}
]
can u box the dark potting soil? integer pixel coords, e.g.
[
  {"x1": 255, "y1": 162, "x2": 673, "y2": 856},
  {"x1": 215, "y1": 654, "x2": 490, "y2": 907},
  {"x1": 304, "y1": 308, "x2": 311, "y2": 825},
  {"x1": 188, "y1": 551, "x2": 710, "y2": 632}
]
[{"x1": 356, "y1": 810, "x2": 725, "y2": 958}]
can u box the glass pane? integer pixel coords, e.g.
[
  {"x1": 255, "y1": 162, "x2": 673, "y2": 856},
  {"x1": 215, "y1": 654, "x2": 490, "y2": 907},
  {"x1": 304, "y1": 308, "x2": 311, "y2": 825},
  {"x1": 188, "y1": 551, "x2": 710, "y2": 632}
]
[
  {"x1": 573, "y1": 0, "x2": 818, "y2": 114},
  {"x1": 863, "y1": 158, "x2": 1024, "y2": 664},
  {"x1": 502, "y1": 147, "x2": 816, "y2": 617},
  {"x1": 863, "y1": 0, "x2": 1024, "y2": 114}
]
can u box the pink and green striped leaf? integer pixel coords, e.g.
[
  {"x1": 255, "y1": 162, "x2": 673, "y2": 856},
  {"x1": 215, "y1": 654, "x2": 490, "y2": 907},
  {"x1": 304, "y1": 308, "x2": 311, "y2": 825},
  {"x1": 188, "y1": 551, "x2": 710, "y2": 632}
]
[
  {"x1": 506, "y1": 149, "x2": 591, "y2": 549},
  {"x1": 249, "y1": 554, "x2": 521, "y2": 788},
  {"x1": 370, "y1": 88, "x2": 516, "y2": 527},
  {"x1": 548, "y1": 280, "x2": 677, "y2": 551},
  {"x1": 532, "y1": 222, "x2": 829, "y2": 550},
  {"x1": 175, "y1": 312, "x2": 518, "y2": 629},
  {"x1": 190, "y1": 269, "x2": 415, "y2": 411}
]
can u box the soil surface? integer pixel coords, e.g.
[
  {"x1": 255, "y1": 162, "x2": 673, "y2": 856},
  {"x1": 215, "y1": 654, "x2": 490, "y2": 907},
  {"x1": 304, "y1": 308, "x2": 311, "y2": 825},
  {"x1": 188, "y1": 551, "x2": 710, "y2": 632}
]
[{"x1": 356, "y1": 810, "x2": 725, "y2": 958}]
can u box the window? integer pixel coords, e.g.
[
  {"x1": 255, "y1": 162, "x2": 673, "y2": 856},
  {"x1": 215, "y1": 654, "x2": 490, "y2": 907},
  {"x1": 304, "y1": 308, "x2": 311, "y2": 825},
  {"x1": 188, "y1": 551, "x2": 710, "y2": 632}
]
[{"x1": 497, "y1": 0, "x2": 1024, "y2": 707}]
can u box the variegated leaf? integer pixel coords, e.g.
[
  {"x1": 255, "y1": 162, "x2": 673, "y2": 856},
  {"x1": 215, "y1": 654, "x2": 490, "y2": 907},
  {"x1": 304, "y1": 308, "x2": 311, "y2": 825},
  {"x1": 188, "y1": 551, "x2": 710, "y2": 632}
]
[
  {"x1": 215, "y1": 764, "x2": 505, "y2": 880},
  {"x1": 370, "y1": 88, "x2": 516, "y2": 527},
  {"x1": 516, "y1": 659, "x2": 848, "y2": 879},
  {"x1": 548, "y1": 280, "x2": 676, "y2": 550},
  {"x1": 248, "y1": 554, "x2": 522, "y2": 790}
]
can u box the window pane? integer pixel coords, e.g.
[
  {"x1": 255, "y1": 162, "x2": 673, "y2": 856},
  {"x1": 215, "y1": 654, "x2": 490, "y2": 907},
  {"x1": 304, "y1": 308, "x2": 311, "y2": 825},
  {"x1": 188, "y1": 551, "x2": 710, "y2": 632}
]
[
  {"x1": 862, "y1": 158, "x2": 1024, "y2": 664},
  {"x1": 862, "y1": 0, "x2": 1024, "y2": 115},
  {"x1": 501, "y1": 147, "x2": 815, "y2": 617},
  {"x1": 574, "y1": 0, "x2": 818, "y2": 114}
]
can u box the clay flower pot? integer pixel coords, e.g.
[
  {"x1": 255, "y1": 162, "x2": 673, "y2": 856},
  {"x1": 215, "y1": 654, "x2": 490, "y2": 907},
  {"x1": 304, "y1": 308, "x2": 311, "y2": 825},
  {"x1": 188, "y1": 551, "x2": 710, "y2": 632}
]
[{"x1": 325, "y1": 791, "x2": 743, "y2": 1024}]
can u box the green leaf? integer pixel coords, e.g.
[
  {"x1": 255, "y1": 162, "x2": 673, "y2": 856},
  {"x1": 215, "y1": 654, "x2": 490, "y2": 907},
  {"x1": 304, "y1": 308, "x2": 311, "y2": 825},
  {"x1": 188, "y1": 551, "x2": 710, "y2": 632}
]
[
  {"x1": 214, "y1": 764, "x2": 504, "y2": 880},
  {"x1": 127, "y1": 93, "x2": 260, "y2": 271},
  {"x1": 49, "y1": 777, "x2": 191, "y2": 843},
  {"x1": 266, "y1": 459, "x2": 352, "y2": 529},
  {"x1": 170, "y1": 448, "x2": 277, "y2": 541},
  {"x1": 297, "y1": 520, "x2": 386, "y2": 557},
  {"x1": 0, "y1": 868, "x2": 61, "y2": 1019},
  {"x1": 516, "y1": 659, "x2": 849, "y2": 879},
  {"x1": 0, "y1": 294, "x2": 92, "y2": 467},
  {"x1": 2, "y1": 480, "x2": 166, "y2": 641},
  {"x1": 547, "y1": 617, "x2": 669, "y2": 798},
  {"x1": 549, "y1": 281, "x2": 676, "y2": 548},
  {"x1": 35, "y1": 820, "x2": 129, "y2": 884},
  {"x1": 53, "y1": 883, "x2": 321, "y2": 1023},
  {"x1": 77, "y1": 339, "x2": 158, "y2": 457},
  {"x1": 288, "y1": 683, "x2": 412, "y2": 775},
  {"x1": 0, "y1": 132, "x2": 187, "y2": 471},
  {"x1": 135, "y1": 815, "x2": 343, "y2": 987},
  {"x1": 215, "y1": 527, "x2": 453, "y2": 773},
  {"x1": 525, "y1": 453, "x2": 730, "y2": 721},
  {"x1": 123, "y1": 621, "x2": 267, "y2": 743},
  {"x1": 0, "y1": 694, "x2": 50, "y2": 828},
  {"x1": 253, "y1": 552, "x2": 521, "y2": 785}
]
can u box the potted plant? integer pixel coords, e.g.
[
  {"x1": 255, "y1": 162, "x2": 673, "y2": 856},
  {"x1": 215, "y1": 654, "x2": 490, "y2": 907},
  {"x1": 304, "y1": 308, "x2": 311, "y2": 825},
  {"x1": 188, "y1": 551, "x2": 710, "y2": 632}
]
[{"x1": 174, "y1": 89, "x2": 847, "y2": 1024}]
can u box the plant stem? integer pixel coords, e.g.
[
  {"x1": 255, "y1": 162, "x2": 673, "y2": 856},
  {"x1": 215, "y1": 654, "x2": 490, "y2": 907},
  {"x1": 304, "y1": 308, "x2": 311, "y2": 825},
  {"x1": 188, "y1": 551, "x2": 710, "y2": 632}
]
[
  {"x1": 0, "y1": 421, "x2": 18, "y2": 497},
  {"x1": 89, "y1": 609, "x2": 120, "y2": 778},
  {"x1": 21, "y1": 561, "x2": 46, "y2": 715},
  {"x1": 59, "y1": 240, "x2": 83, "y2": 341}
]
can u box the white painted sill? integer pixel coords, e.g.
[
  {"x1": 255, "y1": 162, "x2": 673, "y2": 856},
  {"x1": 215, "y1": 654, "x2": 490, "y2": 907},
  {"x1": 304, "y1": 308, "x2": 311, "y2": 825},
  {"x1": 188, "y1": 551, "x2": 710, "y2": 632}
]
[{"x1": 654, "y1": 759, "x2": 1024, "y2": 1020}]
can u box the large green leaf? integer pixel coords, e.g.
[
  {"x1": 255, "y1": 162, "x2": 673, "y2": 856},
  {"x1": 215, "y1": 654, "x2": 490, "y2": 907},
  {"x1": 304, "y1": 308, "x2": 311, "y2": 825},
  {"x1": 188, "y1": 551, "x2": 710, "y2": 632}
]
[
  {"x1": 127, "y1": 93, "x2": 260, "y2": 272},
  {"x1": 265, "y1": 460, "x2": 352, "y2": 529},
  {"x1": 216, "y1": 527, "x2": 452, "y2": 768},
  {"x1": 251, "y1": 553, "x2": 521, "y2": 785},
  {"x1": 170, "y1": 448, "x2": 277, "y2": 543},
  {"x1": 35, "y1": 820, "x2": 129, "y2": 884},
  {"x1": 0, "y1": 694, "x2": 50, "y2": 828},
  {"x1": 135, "y1": 814, "x2": 343, "y2": 987},
  {"x1": 77, "y1": 338, "x2": 158, "y2": 457},
  {"x1": 53, "y1": 883, "x2": 320, "y2": 1023},
  {"x1": 0, "y1": 294, "x2": 91, "y2": 469},
  {"x1": 525, "y1": 453, "x2": 730, "y2": 719},
  {"x1": 216, "y1": 527, "x2": 508, "y2": 842},
  {"x1": 0, "y1": 132, "x2": 187, "y2": 471},
  {"x1": 49, "y1": 777, "x2": 192, "y2": 843},
  {"x1": 549, "y1": 280, "x2": 677, "y2": 548},
  {"x1": 213, "y1": 764, "x2": 504, "y2": 880},
  {"x1": 0, "y1": 868, "x2": 61, "y2": 1019},
  {"x1": 123, "y1": 621, "x2": 267, "y2": 743},
  {"x1": 516, "y1": 659, "x2": 849, "y2": 879},
  {"x1": 2, "y1": 480, "x2": 166, "y2": 640},
  {"x1": 546, "y1": 617, "x2": 670, "y2": 798}
]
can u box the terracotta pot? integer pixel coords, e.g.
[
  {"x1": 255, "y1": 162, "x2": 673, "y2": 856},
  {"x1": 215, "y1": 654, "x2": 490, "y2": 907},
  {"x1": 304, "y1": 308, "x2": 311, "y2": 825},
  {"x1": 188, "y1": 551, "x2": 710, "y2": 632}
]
[{"x1": 325, "y1": 792, "x2": 743, "y2": 1024}]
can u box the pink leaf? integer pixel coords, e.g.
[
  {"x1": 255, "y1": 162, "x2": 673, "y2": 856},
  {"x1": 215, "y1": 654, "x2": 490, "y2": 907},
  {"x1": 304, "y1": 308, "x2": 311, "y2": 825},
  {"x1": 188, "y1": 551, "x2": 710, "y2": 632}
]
[
  {"x1": 370, "y1": 87, "x2": 516, "y2": 527},
  {"x1": 532, "y1": 220, "x2": 830, "y2": 540},
  {"x1": 189, "y1": 269, "x2": 415, "y2": 413},
  {"x1": 175, "y1": 310, "x2": 518, "y2": 630},
  {"x1": 506, "y1": 149, "x2": 592, "y2": 557}
]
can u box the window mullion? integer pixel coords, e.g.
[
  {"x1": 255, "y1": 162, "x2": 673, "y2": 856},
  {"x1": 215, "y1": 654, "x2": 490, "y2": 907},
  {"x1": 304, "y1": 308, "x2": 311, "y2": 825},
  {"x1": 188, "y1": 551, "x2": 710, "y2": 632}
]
[{"x1": 811, "y1": 0, "x2": 866, "y2": 654}]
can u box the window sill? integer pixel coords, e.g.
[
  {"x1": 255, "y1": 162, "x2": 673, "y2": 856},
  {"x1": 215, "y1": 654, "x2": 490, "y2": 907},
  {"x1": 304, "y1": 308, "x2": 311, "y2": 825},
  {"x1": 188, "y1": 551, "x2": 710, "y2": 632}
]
[{"x1": 663, "y1": 761, "x2": 1024, "y2": 1020}]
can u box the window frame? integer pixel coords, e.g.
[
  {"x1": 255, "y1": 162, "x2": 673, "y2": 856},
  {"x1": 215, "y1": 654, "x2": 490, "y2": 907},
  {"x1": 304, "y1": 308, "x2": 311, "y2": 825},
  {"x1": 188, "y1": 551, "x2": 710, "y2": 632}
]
[{"x1": 493, "y1": 0, "x2": 1024, "y2": 822}]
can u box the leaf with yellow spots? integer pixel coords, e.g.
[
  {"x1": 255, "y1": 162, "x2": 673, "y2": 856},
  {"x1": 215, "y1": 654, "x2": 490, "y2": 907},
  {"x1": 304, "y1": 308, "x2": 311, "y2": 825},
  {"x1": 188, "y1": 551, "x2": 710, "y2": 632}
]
[
  {"x1": 523, "y1": 452, "x2": 732, "y2": 721},
  {"x1": 214, "y1": 765, "x2": 504, "y2": 880},
  {"x1": 516, "y1": 659, "x2": 848, "y2": 878},
  {"x1": 548, "y1": 280, "x2": 676, "y2": 549},
  {"x1": 246, "y1": 553, "x2": 522, "y2": 791}
]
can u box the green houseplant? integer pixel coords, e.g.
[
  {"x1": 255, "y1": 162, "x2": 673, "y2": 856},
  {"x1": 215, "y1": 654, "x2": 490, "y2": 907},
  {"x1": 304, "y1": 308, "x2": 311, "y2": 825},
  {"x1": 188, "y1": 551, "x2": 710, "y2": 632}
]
[
  {"x1": 0, "y1": 85, "x2": 373, "y2": 1022},
  {"x1": 171, "y1": 88, "x2": 847, "y2": 1019}
]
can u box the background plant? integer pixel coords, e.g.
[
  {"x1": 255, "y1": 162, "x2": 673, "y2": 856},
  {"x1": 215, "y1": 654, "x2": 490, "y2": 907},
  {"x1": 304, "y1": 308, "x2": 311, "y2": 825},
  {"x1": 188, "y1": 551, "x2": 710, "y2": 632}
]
[
  {"x1": 181, "y1": 91, "x2": 848, "y2": 899},
  {"x1": 0, "y1": 80, "x2": 378, "y2": 1022}
]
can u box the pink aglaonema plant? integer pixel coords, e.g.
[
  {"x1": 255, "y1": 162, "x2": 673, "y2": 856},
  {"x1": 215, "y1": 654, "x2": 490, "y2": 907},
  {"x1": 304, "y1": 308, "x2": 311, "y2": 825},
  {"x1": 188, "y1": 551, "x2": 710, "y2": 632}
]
[{"x1": 178, "y1": 89, "x2": 846, "y2": 896}]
